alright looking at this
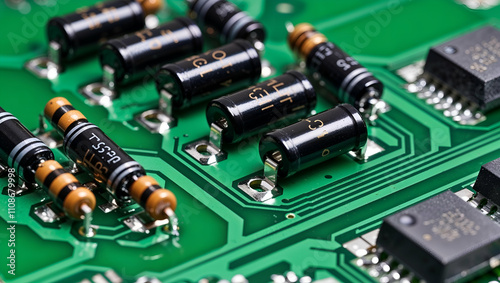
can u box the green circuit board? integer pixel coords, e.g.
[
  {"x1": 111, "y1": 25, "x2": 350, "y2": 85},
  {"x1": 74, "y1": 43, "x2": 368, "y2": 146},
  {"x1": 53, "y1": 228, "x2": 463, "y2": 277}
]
[{"x1": 2, "y1": 0, "x2": 500, "y2": 282}]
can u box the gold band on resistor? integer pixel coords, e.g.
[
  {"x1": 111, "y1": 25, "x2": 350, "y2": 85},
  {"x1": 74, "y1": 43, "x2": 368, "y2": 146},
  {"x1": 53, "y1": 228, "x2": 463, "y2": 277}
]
[
  {"x1": 35, "y1": 160, "x2": 96, "y2": 219},
  {"x1": 287, "y1": 23, "x2": 327, "y2": 60}
]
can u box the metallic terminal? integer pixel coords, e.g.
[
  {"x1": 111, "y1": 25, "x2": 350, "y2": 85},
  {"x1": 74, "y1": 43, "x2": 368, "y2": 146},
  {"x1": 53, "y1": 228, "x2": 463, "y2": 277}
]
[
  {"x1": 44, "y1": 97, "x2": 177, "y2": 221},
  {"x1": 288, "y1": 23, "x2": 386, "y2": 121}
]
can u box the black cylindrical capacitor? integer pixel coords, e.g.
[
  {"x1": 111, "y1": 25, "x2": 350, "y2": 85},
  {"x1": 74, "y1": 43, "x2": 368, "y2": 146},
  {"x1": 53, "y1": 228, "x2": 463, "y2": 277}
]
[
  {"x1": 0, "y1": 107, "x2": 54, "y2": 183},
  {"x1": 100, "y1": 17, "x2": 203, "y2": 84},
  {"x1": 259, "y1": 104, "x2": 367, "y2": 178},
  {"x1": 47, "y1": 0, "x2": 146, "y2": 61},
  {"x1": 206, "y1": 70, "x2": 316, "y2": 144},
  {"x1": 188, "y1": 0, "x2": 265, "y2": 44},
  {"x1": 288, "y1": 23, "x2": 383, "y2": 108},
  {"x1": 156, "y1": 39, "x2": 261, "y2": 109}
]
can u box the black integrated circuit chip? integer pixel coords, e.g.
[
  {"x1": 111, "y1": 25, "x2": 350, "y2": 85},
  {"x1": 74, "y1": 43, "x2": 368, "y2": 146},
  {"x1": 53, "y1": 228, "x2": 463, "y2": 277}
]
[
  {"x1": 424, "y1": 26, "x2": 500, "y2": 111},
  {"x1": 474, "y1": 157, "x2": 500, "y2": 205},
  {"x1": 376, "y1": 190, "x2": 500, "y2": 283}
]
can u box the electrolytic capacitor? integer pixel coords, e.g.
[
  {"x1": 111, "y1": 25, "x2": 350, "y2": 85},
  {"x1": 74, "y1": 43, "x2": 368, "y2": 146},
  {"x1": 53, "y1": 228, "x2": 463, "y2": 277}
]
[
  {"x1": 188, "y1": 0, "x2": 265, "y2": 46},
  {"x1": 100, "y1": 17, "x2": 203, "y2": 85},
  {"x1": 288, "y1": 23, "x2": 385, "y2": 119},
  {"x1": 259, "y1": 104, "x2": 367, "y2": 178},
  {"x1": 35, "y1": 160, "x2": 96, "y2": 219},
  {"x1": 156, "y1": 39, "x2": 261, "y2": 109},
  {"x1": 206, "y1": 70, "x2": 316, "y2": 144},
  {"x1": 47, "y1": 0, "x2": 161, "y2": 64},
  {"x1": 0, "y1": 107, "x2": 54, "y2": 183},
  {"x1": 44, "y1": 97, "x2": 177, "y2": 221}
]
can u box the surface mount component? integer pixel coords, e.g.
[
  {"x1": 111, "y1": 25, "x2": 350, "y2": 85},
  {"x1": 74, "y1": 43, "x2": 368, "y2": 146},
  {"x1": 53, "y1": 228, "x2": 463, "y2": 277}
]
[
  {"x1": 474, "y1": 157, "x2": 500, "y2": 205},
  {"x1": 377, "y1": 190, "x2": 500, "y2": 283},
  {"x1": 423, "y1": 26, "x2": 500, "y2": 112}
]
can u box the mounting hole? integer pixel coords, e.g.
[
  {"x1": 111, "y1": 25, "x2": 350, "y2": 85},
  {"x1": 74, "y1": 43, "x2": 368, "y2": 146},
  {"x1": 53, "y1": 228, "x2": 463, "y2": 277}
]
[
  {"x1": 325, "y1": 174, "x2": 332, "y2": 179},
  {"x1": 143, "y1": 112, "x2": 162, "y2": 124},
  {"x1": 249, "y1": 179, "x2": 265, "y2": 192},
  {"x1": 286, "y1": 213, "x2": 295, "y2": 219},
  {"x1": 36, "y1": 60, "x2": 48, "y2": 69},
  {"x1": 90, "y1": 86, "x2": 101, "y2": 95},
  {"x1": 194, "y1": 143, "x2": 220, "y2": 157},
  {"x1": 80, "y1": 82, "x2": 117, "y2": 106},
  {"x1": 195, "y1": 144, "x2": 212, "y2": 156}
]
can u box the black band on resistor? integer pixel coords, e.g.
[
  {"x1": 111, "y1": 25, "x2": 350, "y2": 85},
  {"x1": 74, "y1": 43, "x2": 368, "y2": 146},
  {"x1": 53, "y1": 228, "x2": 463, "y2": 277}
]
[
  {"x1": 56, "y1": 182, "x2": 81, "y2": 206},
  {"x1": 51, "y1": 105, "x2": 76, "y2": 127},
  {"x1": 139, "y1": 184, "x2": 161, "y2": 207},
  {"x1": 42, "y1": 168, "x2": 67, "y2": 190}
]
